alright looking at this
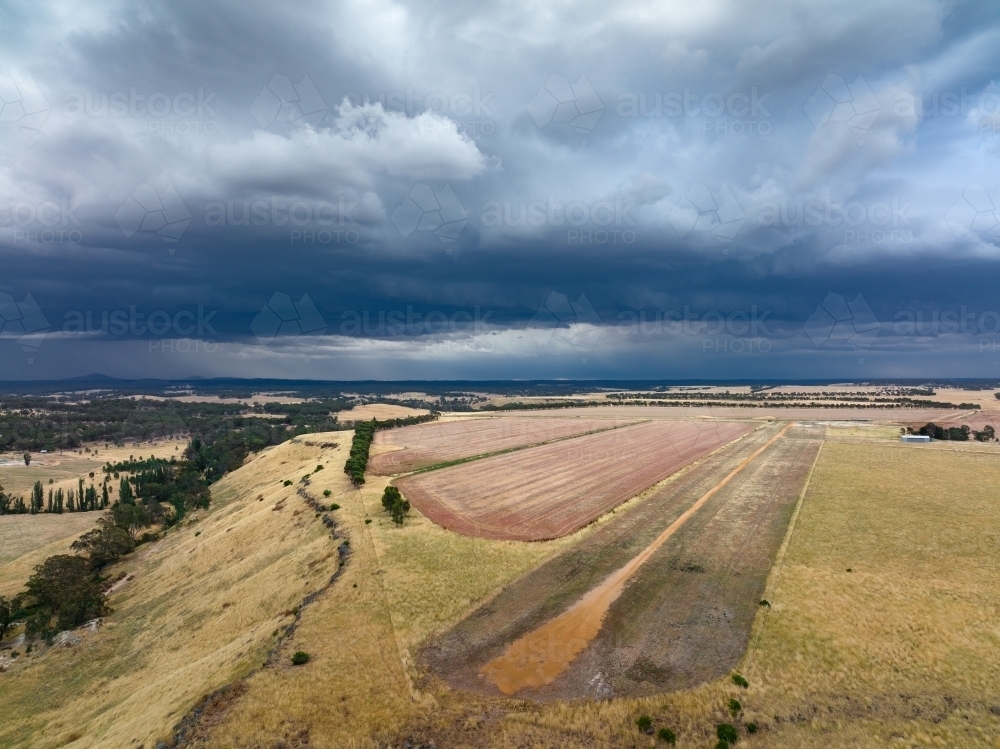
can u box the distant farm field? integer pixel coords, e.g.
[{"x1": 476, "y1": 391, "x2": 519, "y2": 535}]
[
  {"x1": 396, "y1": 419, "x2": 755, "y2": 540},
  {"x1": 369, "y1": 416, "x2": 638, "y2": 474}
]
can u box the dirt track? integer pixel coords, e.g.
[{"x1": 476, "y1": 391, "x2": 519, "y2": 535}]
[
  {"x1": 396, "y1": 419, "x2": 755, "y2": 540},
  {"x1": 420, "y1": 422, "x2": 823, "y2": 700}
]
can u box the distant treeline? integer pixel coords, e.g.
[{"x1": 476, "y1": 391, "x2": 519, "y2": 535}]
[
  {"x1": 482, "y1": 398, "x2": 979, "y2": 411},
  {"x1": 909, "y1": 423, "x2": 996, "y2": 441},
  {"x1": 343, "y1": 414, "x2": 438, "y2": 486},
  {"x1": 0, "y1": 396, "x2": 351, "y2": 453}
]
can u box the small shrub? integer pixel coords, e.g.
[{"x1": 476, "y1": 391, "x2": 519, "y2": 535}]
[
  {"x1": 195, "y1": 531, "x2": 201, "y2": 537},
  {"x1": 283, "y1": 480, "x2": 292, "y2": 486},
  {"x1": 10, "y1": 650, "x2": 19, "y2": 658},
  {"x1": 732, "y1": 673, "x2": 749, "y2": 688},
  {"x1": 323, "y1": 490, "x2": 332, "y2": 497},
  {"x1": 365, "y1": 518, "x2": 372, "y2": 524},
  {"x1": 715, "y1": 741, "x2": 730, "y2": 749},
  {"x1": 728, "y1": 698, "x2": 742, "y2": 716},
  {"x1": 657, "y1": 727, "x2": 676, "y2": 743},
  {"x1": 25, "y1": 644, "x2": 32, "y2": 654},
  {"x1": 758, "y1": 599, "x2": 771, "y2": 608},
  {"x1": 314, "y1": 465, "x2": 324, "y2": 472},
  {"x1": 636, "y1": 715, "x2": 653, "y2": 734},
  {"x1": 330, "y1": 503, "x2": 340, "y2": 511},
  {"x1": 291, "y1": 651, "x2": 310, "y2": 665},
  {"x1": 746, "y1": 722, "x2": 758, "y2": 734},
  {"x1": 717, "y1": 723, "x2": 738, "y2": 744}
]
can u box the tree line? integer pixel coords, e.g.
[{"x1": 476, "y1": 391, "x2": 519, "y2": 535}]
[
  {"x1": 908, "y1": 422, "x2": 996, "y2": 441},
  {"x1": 343, "y1": 413, "x2": 438, "y2": 486}
]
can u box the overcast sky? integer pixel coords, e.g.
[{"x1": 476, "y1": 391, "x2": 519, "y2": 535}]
[{"x1": 2, "y1": 0, "x2": 1000, "y2": 381}]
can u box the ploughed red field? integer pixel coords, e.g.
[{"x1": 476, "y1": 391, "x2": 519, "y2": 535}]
[
  {"x1": 367, "y1": 416, "x2": 639, "y2": 474},
  {"x1": 395, "y1": 419, "x2": 755, "y2": 541}
]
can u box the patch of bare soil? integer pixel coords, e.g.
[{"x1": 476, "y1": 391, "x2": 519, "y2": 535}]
[{"x1": 421, "y1": 423, "x2": 822, "y2": 700}]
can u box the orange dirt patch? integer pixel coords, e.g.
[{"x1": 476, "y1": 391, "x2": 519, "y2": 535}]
[
  {"x1": 479, "y1": 424, "x2": 792, "y2": 694},
  {"x1": 395, "y1": 419, "x2": 755, "y2": 541},
  {"x1": 368, "y1": 416, "x2": 638, "y2": 474}
]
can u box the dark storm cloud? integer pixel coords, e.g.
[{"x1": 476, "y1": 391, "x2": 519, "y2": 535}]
[{"x1": 2, "y1": 0, "x2": 1000, "y2": 380}]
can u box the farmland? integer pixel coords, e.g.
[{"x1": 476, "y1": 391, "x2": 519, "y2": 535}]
[
  {"x1": 423, "y1": 422, "x2": 821, "y2": 699},
  {"x1": 395, "y1": 419, "x2": 755, "y2": 540},
  {"x1": 368, "y1": 415, "x2": 638, "y2": 474},
  {"x1": 2, "y1": 396, "x2": 1000, "y2": 749}
]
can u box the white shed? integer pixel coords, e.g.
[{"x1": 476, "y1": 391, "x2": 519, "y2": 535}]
[{"x1": 901, "y1": 434, "x2": 931, "y2": 443}]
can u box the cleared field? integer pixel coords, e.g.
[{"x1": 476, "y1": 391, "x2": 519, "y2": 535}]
[
  {"x1": 475, "y1": 404, "x2": 985, "y2": 424},
  {"x1": 396, "y1": 419, "x2": 755, "y2": 540},
  {"x1": 338, "y1": 403, "x2": 429, "y2": 422},
  {"x1": 422, "y1": 423, "x2": 821, "y2": 699},
  {"x1": 369, "y1": 416, "x2": 638, "y2": 474}
]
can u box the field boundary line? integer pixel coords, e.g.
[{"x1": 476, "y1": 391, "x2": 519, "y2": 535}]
[
  {"x1": 743, "y1": 434, "x2": 824, "y2": 679},
  {"x1": 356, "y1": 483, "x2": 427, "y2": 705}
]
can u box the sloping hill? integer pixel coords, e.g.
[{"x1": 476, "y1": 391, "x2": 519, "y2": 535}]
[{"x1": 0, "y1": 435, "x2": 345, "y2": 749}]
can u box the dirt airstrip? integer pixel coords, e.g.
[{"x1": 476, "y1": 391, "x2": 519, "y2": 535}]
[
  {"x1": 396, "y1": 419, "x2": 755, "y2": 540},
  {"x1": 421, "y1": 422, "x2": 823, "y2": 700}
]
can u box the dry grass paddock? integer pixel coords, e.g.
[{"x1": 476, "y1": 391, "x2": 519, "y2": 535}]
[
  {"x1": 0, "y1": 513, "x2": 108, "y2": 597},
  {"x1": 5, "y1": 422, "x2": 1000, "y2": 749},
  {"x1": 0, "y1": 436, "x2": 343, "y2": 749}
]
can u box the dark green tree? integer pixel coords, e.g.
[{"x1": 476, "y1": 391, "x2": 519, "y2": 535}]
[
  {"x1": 0, "y1": 595, "x2": 13, "y2": 642},
  {"x1": 23, "y1": 555, "x2": 108, "y2": 633},
  {"x1": 111, "y1": 502, "x2": 151, "y2": 541},
  {"x1": 72, "y1": 519, "x2": 135, "y2": 569}
]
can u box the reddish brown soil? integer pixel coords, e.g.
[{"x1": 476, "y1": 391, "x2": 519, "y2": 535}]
[
  {"x1": 368, "y1": 417, "x2": 638, "y2": 475},
  {"x1": 420, "y1": 423, "x2": 823, "y2": 700},
  {"x1": 395, "y1": 419, "x2": 755, "y2": 541}
]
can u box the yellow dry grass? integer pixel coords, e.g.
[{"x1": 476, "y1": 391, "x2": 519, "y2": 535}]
[
  {"x1": 192, "y1": 472, "x2": 578, "y2": 748},
  {"x1": 0, "y1": 436, "x2": 343, "y2": 749},
  {"x1": 0, "y1": 514, "x2": 106, "y2": 597},
  {"x1": 7, "y1": 423, "x2": 1000, "y2": 749}
]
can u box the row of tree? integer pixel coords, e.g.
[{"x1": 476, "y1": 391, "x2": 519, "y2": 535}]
[
  {"x1": 911, "y1": 423, "x2": 996, "y2": 441},
  {"x1": 343, "y1": 413, "x2": 438, "y2": 486}
]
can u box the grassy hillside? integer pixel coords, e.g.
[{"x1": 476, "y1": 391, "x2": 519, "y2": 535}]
[{"x1": 0, "y1": 436, "x2": 344, "y2": 749}]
